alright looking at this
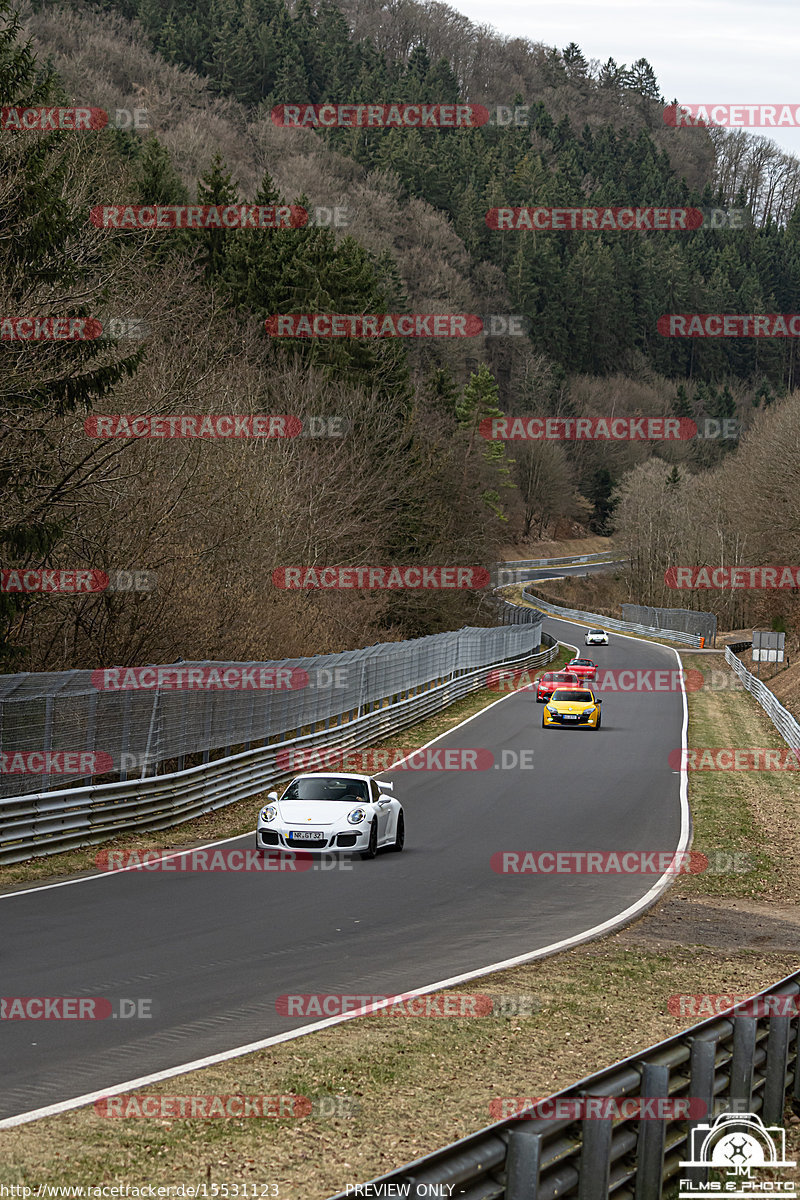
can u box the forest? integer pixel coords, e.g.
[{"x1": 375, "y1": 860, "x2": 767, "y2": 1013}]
[{"x1": 2, "y1": 0, "x2": 799, "y2": 671}]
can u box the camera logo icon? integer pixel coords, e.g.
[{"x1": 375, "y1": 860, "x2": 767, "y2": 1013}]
[{"x1": 679, "y1": 1112, "x2": 796, "y2": 1196}]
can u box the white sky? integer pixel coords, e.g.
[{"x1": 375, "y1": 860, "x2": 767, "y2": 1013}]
[{"x1": 448, "y1": 0, "x2": 800, "y2": 158}]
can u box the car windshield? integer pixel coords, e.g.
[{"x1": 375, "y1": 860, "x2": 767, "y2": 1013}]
[
  {"x1": 555, "y1": 673, "x2": 578, "y2": 682},
  {"x1": 552, "y1": 689, "x2": 594, "y2": 702},
  {"x1": 281, "y1": 778, "x2": 369, "y2": 802},
  {"x1": 589, "y1": 630, "x2": 604, "y2": 635},
  {"x1": 572, "y1": 660, "x2": 591, "y2": 666}
]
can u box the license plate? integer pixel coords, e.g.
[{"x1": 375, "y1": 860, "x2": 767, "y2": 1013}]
[
  {"x1": 291, "y1": 830, "x2": 325, "y2": 840},
  {"x1": 563, "y1": 715, "x2": 578, "y2": 720}
]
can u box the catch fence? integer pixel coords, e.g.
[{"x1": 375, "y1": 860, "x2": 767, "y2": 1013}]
[
  {"x1": 622, "y1": 605, "x2": 716, "y2": 646},
  {"x1": 0, "y1": 621, "x2": 560, "y2": 863},
  {"x1": 518, "y1": 589, "x2": 703, "y2": 647}
]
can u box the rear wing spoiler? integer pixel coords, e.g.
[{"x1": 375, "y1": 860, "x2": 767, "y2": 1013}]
[{"x1": 377, "y1": 780, "x2": 394, "y2": 791}]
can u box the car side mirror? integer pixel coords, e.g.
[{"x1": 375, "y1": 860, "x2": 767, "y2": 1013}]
[
  {"x1": 267, "y1": 791, "x2": 278, "y2": 802},
  {"x1": 596, "y1": 698, "x2": 602, "y2": 704}
]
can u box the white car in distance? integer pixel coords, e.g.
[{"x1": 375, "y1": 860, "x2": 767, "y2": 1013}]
[
  {"x1": 584, "y1": 628, "x2": 609, "y2": 646},
  {"x1": 257, "y1": 772, "x2": 404, "y2": 859}
]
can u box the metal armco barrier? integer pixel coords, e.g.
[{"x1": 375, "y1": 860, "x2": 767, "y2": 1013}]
[
  {"x1": 725, "y1": 642, "x2": 800, "y2": 752},
  {"x1": 0, "y1": 624, "x2": 545, "y2": 800},
  {"x1": 0, "y1": 626, "x2": 558, "y2": 864},
  {"x1": 330, "y1": 971, "x2": 800, "y2": 1199},
  {"x1": 497, "y1": 552, "x2": 621, "y2": 569},
  {"x1": 520, "y1": 588, "x2": 703, "y2": 647}
]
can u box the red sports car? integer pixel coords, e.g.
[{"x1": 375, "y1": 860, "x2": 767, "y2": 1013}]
[
  {"x1": 566, "y1": 657, "x2": 598, "y2": 682},
  {"x1": 536, "y1": 670, "x2": 581, "y2": 702}
]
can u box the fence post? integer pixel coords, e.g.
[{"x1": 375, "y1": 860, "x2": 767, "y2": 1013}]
[
  {"x1": 684, "y1": 1035, "x2": 718, "y2": 1185},
  {"x1": 763, "y1": 1014, "x2": 792, "y2": 1124},
  {"x1": 577, "y1": 1117, "x2": 613, "y2": 1198},
  {"x1": 634, "y1": 1064, "x2": 669, "y2": 1199},
  {"x1": 505, "y1": 1126, "x2": 543, "y2": 1198},
  {"x1": 729, "y1": 1016, "x2": 757, "y2": 1111}
]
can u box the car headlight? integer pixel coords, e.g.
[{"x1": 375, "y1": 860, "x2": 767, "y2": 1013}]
[
  {"x1": 260, "y1": 804, "x2": 277, "y2": 823},
  {"x1": 584, "y1": 707, "x2": 596, "y2": 715},
  {"x1": 347, "y1": 808, "x2": 366, "y2": 825},
  {"x1": 545, "y1": 706, "x2": 556, "y2": 715}
]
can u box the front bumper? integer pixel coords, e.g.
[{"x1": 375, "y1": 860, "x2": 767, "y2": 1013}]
[
  {"x1": 256, "y1": 825, "x2": 372, "y2": 853},
  {"x1": 543, "y1": 709, "x2": 599, "y2": 727}
]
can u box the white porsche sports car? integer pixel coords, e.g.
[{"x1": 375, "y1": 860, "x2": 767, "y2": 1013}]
[
  {"x1": 256, "y1": 772, "x2": 404, "y2": 859},
  {"x1": 584, "y1": 628, "x2": 609, "y2": 646}
]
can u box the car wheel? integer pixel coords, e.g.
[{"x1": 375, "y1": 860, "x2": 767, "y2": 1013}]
[
  {"x1": 541, "y1": 716, "x2": 547, "y2": 728},
  {"x1": 389, "y1": 811, "x2": 405, "y2": 852},
  {"x1": 596, "y1": 714, "x2": 602, "y2": 729},
  {"x1": 361, "y1": 820, "x2": 379, "y2": 860}
]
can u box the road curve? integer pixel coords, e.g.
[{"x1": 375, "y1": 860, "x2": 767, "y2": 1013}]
[{"x1": 0, "y1": 617, "x2": 687, "y2": 1123}]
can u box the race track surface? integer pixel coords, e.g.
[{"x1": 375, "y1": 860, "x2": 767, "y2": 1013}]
[{"x1": 0, "y1": 618, "x2": 686, "y2": 1122}]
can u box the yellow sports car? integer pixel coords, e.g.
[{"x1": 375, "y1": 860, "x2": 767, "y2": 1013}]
[{"x1": 542, "y1": 687, "x2": 602, "y2": 730}]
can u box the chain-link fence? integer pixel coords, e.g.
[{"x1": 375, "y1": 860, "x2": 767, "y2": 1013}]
[
  {"x1": 519, "y1": 588, "x2": 703, "y2": 646},
  {"x1": 0, "y1": 623, "x2": 543, "y2": 800},
  {"x1": 622, "y1": 604, "x2": 717, "y2": 645}
]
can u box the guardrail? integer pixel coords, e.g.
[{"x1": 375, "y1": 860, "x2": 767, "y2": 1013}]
[
  {"x1": 498, "y1": 552, "x2": 621, "y2": 569},
  {"x1": 330, "y1": 970, "x2": 800, "y2": 1199},
  {"x1": 0, "y1": 628, "x2": 560, "y2": 865},
  {"x1": 519, "y1": 587, "x2": 703, "y2": 647},
  {"x1": 725, "y1": 642, "x2": 800, "y2": 752}
]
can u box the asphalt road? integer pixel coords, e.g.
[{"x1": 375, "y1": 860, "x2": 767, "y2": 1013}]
[
  {"x1": 0, "y1": 617, "x2": 686, "y2": 1122},
  {"x1": 508, "y1": 560, "x2": 628, "y2": 582}
]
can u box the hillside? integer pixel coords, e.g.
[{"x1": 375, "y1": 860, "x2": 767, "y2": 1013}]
[{"x1": 2, "y1": 0, "x2": 799, "y2": 672}]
